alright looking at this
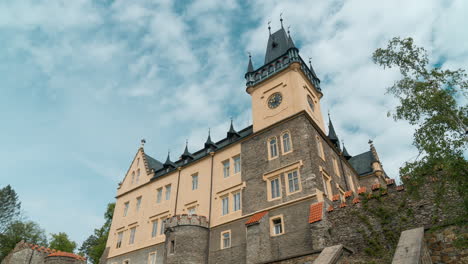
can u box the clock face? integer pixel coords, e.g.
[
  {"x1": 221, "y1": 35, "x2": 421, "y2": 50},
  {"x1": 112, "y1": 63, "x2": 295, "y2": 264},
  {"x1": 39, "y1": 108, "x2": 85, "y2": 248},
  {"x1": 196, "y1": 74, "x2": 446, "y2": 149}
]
[
  {"x1": 307, "y1": 95, "x2": 315, "y2": 111},
  {"x1": 268, "y1": 93, "x2": 283, "y2": 109}
]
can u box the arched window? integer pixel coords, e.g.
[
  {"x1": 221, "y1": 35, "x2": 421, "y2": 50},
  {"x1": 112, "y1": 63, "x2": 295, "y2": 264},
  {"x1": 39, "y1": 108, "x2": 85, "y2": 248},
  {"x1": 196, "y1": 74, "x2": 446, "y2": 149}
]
[
  {"x1": 269, "y1": 138, "x2": 278, "y2": 158},
  {"x1": 131, "y1": 171, "x2": 135, "y2": 184},
  {"x1": 282, "y1": 132, "x2": 292, "y2": 153},
  {"x1": 136, "y1": 169, "x2": 140, "y2": 184}
]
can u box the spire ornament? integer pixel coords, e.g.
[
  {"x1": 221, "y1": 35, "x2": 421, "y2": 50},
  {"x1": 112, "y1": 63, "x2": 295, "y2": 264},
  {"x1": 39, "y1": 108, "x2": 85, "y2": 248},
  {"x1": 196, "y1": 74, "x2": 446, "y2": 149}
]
[
  {"x1": 268, "y1": 21, "x2": 271, "y2": 35},
  {"x1": 280, "y1": 13, "x2": 284, "y2": 28}
]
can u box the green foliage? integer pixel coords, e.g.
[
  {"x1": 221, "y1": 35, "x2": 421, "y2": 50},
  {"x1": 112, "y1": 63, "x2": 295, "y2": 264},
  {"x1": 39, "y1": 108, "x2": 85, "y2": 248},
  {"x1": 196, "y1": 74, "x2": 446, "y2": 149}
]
[
  {"x1": 49, "y1": 232, "x2": 77, "y2": 253},
  {"x1": 0, "y1": 220, "x2": 48, "y2": 261},
  {"x1": 373, "y1": 37, "x2": 468, "y2": 212},
  {"x1": 0, "y1": 185, "x2": 21, "y2": 233},
  {"x1": 79, "y1": 203, "x2": 115, "y2": 264}
]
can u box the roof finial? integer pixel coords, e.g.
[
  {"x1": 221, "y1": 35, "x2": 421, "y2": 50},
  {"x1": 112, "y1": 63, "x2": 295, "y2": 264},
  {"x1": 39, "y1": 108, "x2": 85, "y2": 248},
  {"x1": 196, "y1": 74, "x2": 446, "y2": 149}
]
[
  {"x1": 280, "y1": 12, "x2": 283, "y2": 28},
  {"x1": 185, "y1": 139, "x2": 188, "y2": 147},
  {"x1": 287, "y1": 25, "x2": 291, "y2": 36},
  {"x1": 309, "y1": 57, "x2": 313, "y2": 68},
  {"x1": 368, "y1": 139, "x2": 373, "y2": 145},
  {"x1": 248, "y1": 52, "x2": 251, "y2": 59},
  {"x1": 140, "y1": 138, "x2": 146, "y2": 148},
  {"x1": 268, "y1": 21, "x2": 271, "y2": 35}
]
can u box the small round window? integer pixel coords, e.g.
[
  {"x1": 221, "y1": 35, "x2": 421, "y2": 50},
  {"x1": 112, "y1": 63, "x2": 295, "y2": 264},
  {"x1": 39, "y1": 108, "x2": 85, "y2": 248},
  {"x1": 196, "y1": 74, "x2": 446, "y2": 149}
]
[{"x1": 307, "y1": 95, "x2": 315, "y2": 112}]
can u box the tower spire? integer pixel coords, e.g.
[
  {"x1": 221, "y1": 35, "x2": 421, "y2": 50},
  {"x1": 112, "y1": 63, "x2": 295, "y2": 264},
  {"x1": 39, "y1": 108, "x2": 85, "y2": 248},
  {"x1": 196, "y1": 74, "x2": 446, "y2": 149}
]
[
  {"x1": 227, "y1": 118, "x2": 240, "y2": 139},
  {"x1": 205, "y1": 128, "x2": 217, "y2": 150},
  {"x1": 164, "y1": 150, "x2": 176, "y2": 168},
  {"x1": 328, "y1": 113, "x2": 340, "y2": 150},
  {"x1": 247, "y1": 52, "x2": 254, "y2": 73},
  {"x1": 280, "y1": 13, "x2": 283, "y2": 28},
  {"x1": 342, "y1": 141, "x2": 352, "y2": 160}
]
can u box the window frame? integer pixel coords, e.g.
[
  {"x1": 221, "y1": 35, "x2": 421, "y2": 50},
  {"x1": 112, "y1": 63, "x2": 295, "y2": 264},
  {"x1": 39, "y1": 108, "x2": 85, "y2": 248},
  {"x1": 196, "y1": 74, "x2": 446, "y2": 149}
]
[
  {"x1": 232, "y1": 191, "x2": 241, "y2": 212},
  {"x1": 270, "y1": 215, "x2": 285, "y2": 236},
  {"x1": 123, "y1": 202, "x2": 129, "y2": 217},
  {"x1": 321, "y1": 170, "x2": 333, "y2": 198},
  {"x1": 268, "y1": 176, "x2": 282, "y2": 201},
  {"x1": 221, "y1": 195, "x2": 229, "y2": 216},
  {"x1": 281, "y1": 131, "x2": 293, "y2": 154},
  {"x1": 131, "y1": 171, "x2": 135, "y2": 185},
  {"x1": 116, "y1": 231, "x2": 123, "y2": 248},
  {"x1": 222, "y1": 160, "x2": 230, "y2": 178},
  {"x1": 268, "y1": 137, "x2": 279, "y2": 160},
  {"x1": 156, "y1": 188, "x2": 163, "y2": 203},
  {"x1": 136, "y1": 196, "x2": 142, "y2": 212},
  {"x1": 285, "y1": 169, "x2": 301, "y2": 195},
  {"x1": 160, "y1": 217, "x2": 167, "y2": 235},
  {"x1": 187, "y1": 206, "x2": 196, "y2": 215},
  {"x1": 151, "y1": 220, "x2": 158, "y2": 238},
  {"x1": 333, "y1": 156, "x2": 341, "y2": 177},
  {"x1": 165, "y1": 185, "x2": 171, "y2": 200},
  {"x1": 220, "y1": 230, "x2": 231, "y2": 249},
  {"x1": 129, "y1": 227, "x2": 136, "y2": 245},
  {"x1": 233, "y1": 155, "x2": 241, "y2": 174},
  {"x1": 148, "y1": 252, "x2": 157, "y2": 264},
  {"x1": 169, "y1": 240, "x2": 175, "y2": 254},
  {"x1": 136, "y1": 169, "x2": 140, "y2": 184},
  {"x1": 191, "y1": 173, "x2": 198, "y2": 190},
  {"x1": 316, "y1": 136, "x2": 325, "y2": 160}
]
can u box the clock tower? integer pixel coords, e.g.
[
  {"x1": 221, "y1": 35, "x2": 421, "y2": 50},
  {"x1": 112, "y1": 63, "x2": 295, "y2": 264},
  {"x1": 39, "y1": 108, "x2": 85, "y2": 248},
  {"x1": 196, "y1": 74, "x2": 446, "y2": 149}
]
[{"x1": 245, "y1": 24, "x2": 325, "y2": 133}]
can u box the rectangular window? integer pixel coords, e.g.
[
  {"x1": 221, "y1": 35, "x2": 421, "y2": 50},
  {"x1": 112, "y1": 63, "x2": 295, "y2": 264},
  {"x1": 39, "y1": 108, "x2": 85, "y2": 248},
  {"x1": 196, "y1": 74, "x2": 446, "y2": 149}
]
[
  {"x1": 316, "y1": 137, "x2": 324, "y2": 159},
  {"x1": 221, "y1": 231, "x2": 231, "y2": 249},
  {"x1": 222, "y1": 196, "x2": 229, "y2": 215},
  {"x1": 287, "y1": 170, "x2": 300, "y2": 193},
  {"x1": 282, "y1": 132, "x2": 292, "y2": 153},
  {"x1": 269, "y1": 138, "x2": 278, "y2": 158},
  {"x1": 322, "y1": 172, "x2": 332, "y2": 197},
  {"x1": 129, "y1": 227, "x2": 136, "y2": 244},
  {"x1": 148, "y1": 252, "x2": 156, "y2": 264},
  {"x1": 233, "y1": 192, "x2": 241, "y2": 211},
  {"x1": 123, "y1": 202, "x2": 129, "y2": 217},
  {"x1": 160, "y1": 218, "x2": 166, "y2": 235},
  {"x1": 188, "y1": 207, "x2": 196, "y2": 215},
  {"x1": 116, "y1": 231, "x2": 123, "y2": 248},
  {"x1": 233, "y1": 156, "x2": 241, "y2": 174},
  {"x1": 271, "y1": 217, "x2": 284, "y2": 235},
  {"x1": 151, "y1": 220, "x2": 158, "y2": 238},
  {"x1": 165, "y1": 185, "x2": 171, "y2": 200},
  {"x1": 124, "y1": 260, "x2": 130, "y2": 264},
  {"x1": 270, "y1": 177, "x2": 281, "y2": 199},
  {"x1": 156, "y1": 188, "x2": 162, "y2": 203},
  {"x1": 136, "y1": 197, "x2": 142, "y2": 211},
  {"x1": 192, "y1": 174, "x2": 198, "y2": 190},
  {"x1": 223, "y1": 160, "x2": 230, "y2": 178},
  {"x1": 170, "y1": 240, "x2": 175, "y2": 254},
  {"x1": 333, "y1": 157, "x2": 341, "y2": 177}
]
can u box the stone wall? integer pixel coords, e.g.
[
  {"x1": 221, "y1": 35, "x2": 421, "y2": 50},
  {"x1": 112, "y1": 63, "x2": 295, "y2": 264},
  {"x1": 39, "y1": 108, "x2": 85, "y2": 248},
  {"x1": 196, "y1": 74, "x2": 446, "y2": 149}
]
[
  {"x1": 209, "y1": 217, "x2": 247, "y2": 264},
  {"x1": 425, "y1": 225, "x2": 468, "y2": 264},
  {"x1": 44, "y1": 256, "x2": 83, "y2": 264},
  {"x1": 310, "y1": 182, "x2": 465, "y2": 263},
  {"x1": 105, "y1": 243, "x2": 165, "y2": 264}
]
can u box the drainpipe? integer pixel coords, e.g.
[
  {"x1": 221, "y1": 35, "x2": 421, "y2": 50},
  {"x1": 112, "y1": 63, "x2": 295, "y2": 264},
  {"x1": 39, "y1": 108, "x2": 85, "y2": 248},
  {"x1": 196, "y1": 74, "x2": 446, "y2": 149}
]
[
  {"x1": 174, "y1": 168, "x2": 182, "y2": 215},
  {"x1": 207, "y1": 152, "x2": 215, "y2": 262}
]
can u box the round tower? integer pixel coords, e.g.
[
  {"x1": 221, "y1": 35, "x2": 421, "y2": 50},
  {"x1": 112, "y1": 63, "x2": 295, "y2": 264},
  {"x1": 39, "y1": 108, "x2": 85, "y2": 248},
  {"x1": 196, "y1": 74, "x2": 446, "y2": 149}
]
[{"x1": 164, "y1": 214, "x2": 210, "y2": 264}]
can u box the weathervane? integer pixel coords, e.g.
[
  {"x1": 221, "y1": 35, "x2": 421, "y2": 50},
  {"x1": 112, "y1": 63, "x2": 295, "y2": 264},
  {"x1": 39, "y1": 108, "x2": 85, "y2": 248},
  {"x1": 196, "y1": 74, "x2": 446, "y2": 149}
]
[
  {"x1": 280, "y1": 12, "x2": 284, "y2": 28},
  {"x1": 268, "y1": 21, "x2": 271, "y2": 35}
]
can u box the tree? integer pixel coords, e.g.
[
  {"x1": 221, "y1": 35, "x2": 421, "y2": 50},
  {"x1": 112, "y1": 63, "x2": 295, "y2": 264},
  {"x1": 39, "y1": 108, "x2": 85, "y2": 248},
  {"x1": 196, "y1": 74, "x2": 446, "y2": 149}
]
[
  {"x1": 49, "y1": 232, "x2": 77, "y2": 253},
  {"x1": 79, "y1": 203, "x2": 115, "y2": 264},
  {"x1": 0, "y1": 185, "x2": 21, "y2": 233},
  {"x1": 0, "y1": 220, "x2": 48, "y2": 261},
  {"x1": 372, "y1": 37, "x2": 468, "y2": 212}
]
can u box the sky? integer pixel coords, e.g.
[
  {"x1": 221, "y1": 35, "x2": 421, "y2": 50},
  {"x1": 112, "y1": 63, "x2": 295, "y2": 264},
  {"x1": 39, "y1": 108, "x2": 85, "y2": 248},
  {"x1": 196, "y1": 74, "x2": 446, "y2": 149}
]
[{"x1": 0, "y1": 0, "x2": 467, "y2": 248}]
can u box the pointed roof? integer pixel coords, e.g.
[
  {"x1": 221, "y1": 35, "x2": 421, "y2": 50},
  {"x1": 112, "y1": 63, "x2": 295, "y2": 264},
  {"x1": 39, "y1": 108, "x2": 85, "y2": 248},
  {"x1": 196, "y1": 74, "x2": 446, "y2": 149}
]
[
  {"x1": 181, "y1": 141, "x2": 194, "y2": 161},
  {"x1": 145, "y1": 154, "x2": 163, "y2": 171},
  {"x1": 163, "y1": 152, "x2": 176, "y2": 168},
  {"x1": 264, "y1": 27, "x2": 296, "y2": 64},
  {"x1": 247, "y1": 55, "x2": 254, "y2": 73},
  {"x1": 328, "y1": 115, "x2": 339, "y2": 143},
  {"x1": 342, "y1": 144, "x2": 352, "y2": 160},
  {"x1": 204, "y1": 130, "x2": 217, "y2": 150},
  {"x1": 227, "y1": 119, "x2": 240, "y2": 139},
  {"x1": 349, "y1": 151, "x2": 377, "y2": 176}
]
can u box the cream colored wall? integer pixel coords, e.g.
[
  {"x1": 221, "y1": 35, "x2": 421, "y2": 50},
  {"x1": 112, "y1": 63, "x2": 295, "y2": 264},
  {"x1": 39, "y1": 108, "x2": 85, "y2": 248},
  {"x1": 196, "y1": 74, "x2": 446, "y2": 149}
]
[
  {"x1": 175, "y1": 156, "x2": 212, "y2": 216},
  {"x1": 116, "y1": 148, "x2": 153, "y2": 197},
  {"x1": 107, "y1": 151, "x2": 178, "y2": 258},
  {"x1": 248, "y1": 62, "x2": 325, "y2": 133},
  {"x1": 106, "y1": 144, "x2": 244, "y2": 258},
  {"x1": 211, "y1": 144, "x2": 244, "y2": 227}
]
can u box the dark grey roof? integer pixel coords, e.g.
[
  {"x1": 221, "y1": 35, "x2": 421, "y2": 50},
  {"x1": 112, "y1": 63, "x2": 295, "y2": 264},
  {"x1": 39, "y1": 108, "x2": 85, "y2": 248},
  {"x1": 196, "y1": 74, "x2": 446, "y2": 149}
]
[
  {"x1": 328, "y1": 117, "x2": 339, "y2": 143},
  {"x1": 348, "y1": 151, "x2": 377, "y2": 176},
  {"x1": 145, "y1": 154, "x2": 163, "y2": 171},
  {"x1": 264, "y1": 27, "x2": 296, "y2": 64},
  {"x1": 152, "y1": 125, "x2": 253, "y2": 180},
  {"x1": 163, "y1": 153, "x2": 176, "y2": 168},
  {"x1": 181, "y1": 143, "x2": 194, "y2": 160},
  {"x1": 227, "y1": 120, "x2": 240, "y2": 139}
]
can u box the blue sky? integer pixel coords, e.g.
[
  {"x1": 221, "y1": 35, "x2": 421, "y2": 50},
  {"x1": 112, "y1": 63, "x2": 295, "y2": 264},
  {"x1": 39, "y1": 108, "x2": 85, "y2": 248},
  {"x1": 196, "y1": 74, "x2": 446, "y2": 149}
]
[{"x1": 1, "y1": 0, "x2": 467, "y2": 247}]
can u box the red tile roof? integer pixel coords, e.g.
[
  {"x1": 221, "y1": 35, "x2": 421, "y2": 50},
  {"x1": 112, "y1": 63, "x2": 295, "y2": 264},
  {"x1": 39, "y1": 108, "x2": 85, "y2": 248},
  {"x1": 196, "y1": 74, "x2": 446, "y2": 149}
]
[
  {"x1": 327, "y1": 205, "x2": 334, "y2": 212},
  {"x1": 48, "y1": 251, "x2": 86, "y2": 261},
  {"x1": 352, "y1": 197, "x2": 361, "y2": 204},
  {"x1": 331, "y1": 194, "x2": 340, "y2": 201},
  {"x1": 308, "y1": 202, "x2": 323, "y2": 223},
  {"x1": 344, "y1": 191, "x2": 353, "y2": 198},
  {"x1": 386, "y1": 178, "x2": 395, "y2": 185},
  {"x1": 245, "y1": 211, "x2": 268, "y2": 225},
  {"x1": 396, "y1": 185, "x2": 405, "y2": 191},
  {"x1": 339, "y1": 202, "x2": 347, "y2": 208},
  {"x1": 358, "y1": 187, "x2": 366, "y2": 194},
  {"x1": 371, "y1": 183, "x2": 381, "y2": 191}
]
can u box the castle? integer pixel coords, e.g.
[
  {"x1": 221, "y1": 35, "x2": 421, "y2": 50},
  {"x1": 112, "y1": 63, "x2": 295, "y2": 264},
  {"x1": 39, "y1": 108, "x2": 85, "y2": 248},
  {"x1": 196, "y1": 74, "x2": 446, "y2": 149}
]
[{"x1": 100, "y1": 22, "x2": 394, "y2": 264}]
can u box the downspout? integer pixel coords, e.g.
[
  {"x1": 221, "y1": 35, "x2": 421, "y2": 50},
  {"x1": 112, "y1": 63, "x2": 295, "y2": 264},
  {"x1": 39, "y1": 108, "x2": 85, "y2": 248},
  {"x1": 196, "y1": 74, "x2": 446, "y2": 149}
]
[
  {"x1": 174, "y1": 168, "x2": 182, "y2": 215},
  {"x1": 339, "y1": 157, "x2": 350, "y2": 191},
  {"x1": 207, "y1": 152, "x2": 215, "y2": 262}
]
